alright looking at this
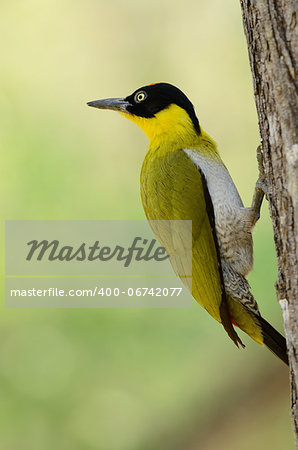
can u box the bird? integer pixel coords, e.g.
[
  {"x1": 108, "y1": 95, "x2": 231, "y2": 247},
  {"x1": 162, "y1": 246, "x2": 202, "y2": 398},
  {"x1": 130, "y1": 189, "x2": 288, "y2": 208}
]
[{"x1": 87, "y1": 82, "x2": 288, "y2": 365}]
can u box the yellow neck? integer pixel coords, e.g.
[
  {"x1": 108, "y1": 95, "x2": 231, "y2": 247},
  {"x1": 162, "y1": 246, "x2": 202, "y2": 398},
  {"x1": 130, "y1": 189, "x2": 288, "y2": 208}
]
[
  {"x1": 120, "y1": 103, "x2": 221, "y2": 163},
  {"x1": 120, "y1": 104, "x2": 200, "y2": 147}
]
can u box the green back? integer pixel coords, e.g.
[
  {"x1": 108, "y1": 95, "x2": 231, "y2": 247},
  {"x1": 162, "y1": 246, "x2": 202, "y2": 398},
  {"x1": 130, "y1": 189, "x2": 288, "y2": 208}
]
[{"x1": 141, "y1": 147, "x2": 222, "y2": 322}]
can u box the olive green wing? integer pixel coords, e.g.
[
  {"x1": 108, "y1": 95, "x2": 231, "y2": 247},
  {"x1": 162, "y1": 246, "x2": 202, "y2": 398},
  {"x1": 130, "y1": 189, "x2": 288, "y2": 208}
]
[
  {"x1": 194, "y1": 165, "x2": 244, "y2": 347},
  {"x1": 141, "y1": 148, "x2": 242, "y2": 346}
]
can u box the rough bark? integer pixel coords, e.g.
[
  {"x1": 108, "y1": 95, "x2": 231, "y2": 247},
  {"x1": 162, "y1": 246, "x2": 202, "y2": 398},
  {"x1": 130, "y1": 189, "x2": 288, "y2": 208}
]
[{"x1": 240, "y1": 0, "x2": 298, "y2": 440}]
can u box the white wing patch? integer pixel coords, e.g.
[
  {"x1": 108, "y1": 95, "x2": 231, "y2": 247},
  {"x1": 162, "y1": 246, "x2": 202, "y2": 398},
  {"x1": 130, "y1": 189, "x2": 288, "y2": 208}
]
[
  {"x1": 183, "y1": 148, "x2": 259, "y2": 315},
  {"x1": 183, "y1": 149, "x2": 243, "y2": 209}
]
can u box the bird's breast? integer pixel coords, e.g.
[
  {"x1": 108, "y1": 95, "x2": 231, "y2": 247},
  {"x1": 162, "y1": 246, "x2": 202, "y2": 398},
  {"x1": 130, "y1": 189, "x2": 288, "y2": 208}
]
[
  {"x1": 141, "y1": 144, "x2": 253, "y2": 277},
  {"x1": 183, "y1": 148, "x2": 254, "y2": 275},
  {"x1": 140, "y1": 145, "x2": 201, "y2": 222}
]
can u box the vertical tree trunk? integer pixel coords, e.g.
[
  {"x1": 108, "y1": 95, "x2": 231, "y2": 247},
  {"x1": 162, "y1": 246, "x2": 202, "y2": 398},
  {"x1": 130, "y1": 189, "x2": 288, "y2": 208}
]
[{"x1": 240, "y1": 0, "x2": 297, "y2": 440}]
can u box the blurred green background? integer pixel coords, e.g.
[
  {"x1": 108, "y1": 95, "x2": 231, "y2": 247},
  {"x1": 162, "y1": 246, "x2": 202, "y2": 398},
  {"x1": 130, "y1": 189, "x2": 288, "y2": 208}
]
[{"x1": 0, "y1": 0, "x2": 294, "y2": 449}]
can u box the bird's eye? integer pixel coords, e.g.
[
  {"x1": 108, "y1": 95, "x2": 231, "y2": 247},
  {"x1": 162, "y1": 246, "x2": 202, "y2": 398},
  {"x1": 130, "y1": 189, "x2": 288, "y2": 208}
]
[{"x1": 135, "y1": 91, "x2": 147, "y2": 103}]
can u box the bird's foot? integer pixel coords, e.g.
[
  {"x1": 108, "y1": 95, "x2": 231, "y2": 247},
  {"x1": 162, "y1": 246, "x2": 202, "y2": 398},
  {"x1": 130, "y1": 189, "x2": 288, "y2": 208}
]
[
  {"x1": 256, "y1": 144, "x2": 268, "y2": 199},
  {"x1": 250, "y1": 145, "x2": 268, "y2": 224}
]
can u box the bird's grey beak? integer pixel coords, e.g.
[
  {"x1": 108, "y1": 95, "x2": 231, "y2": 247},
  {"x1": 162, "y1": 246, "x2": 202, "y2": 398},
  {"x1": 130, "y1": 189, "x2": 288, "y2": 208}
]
[{"x1": 87, "y1": 97, "x2": 130, "y2": 112}]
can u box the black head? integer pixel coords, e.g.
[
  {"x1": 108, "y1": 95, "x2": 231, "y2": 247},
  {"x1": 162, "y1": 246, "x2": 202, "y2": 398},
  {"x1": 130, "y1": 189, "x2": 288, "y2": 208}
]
[
  {"x1": 125, "y1": 83, "x2": 200, "y2": 134},
  {"x1": 87, "y1": 83, "x2": 201, "y2": 135}
]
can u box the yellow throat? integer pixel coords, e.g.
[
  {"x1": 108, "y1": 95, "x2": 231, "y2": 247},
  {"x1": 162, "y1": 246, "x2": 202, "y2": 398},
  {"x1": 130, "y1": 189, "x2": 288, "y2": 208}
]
[{"x1": 120, "y1": 104, "x2": 200, "y2": 147}]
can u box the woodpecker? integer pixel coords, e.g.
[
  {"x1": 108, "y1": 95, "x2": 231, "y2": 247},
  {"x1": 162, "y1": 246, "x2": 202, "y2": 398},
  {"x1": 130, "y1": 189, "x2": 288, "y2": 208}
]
[{"x1": 88, "y1": 82, "x2": 288, "y2": 365}]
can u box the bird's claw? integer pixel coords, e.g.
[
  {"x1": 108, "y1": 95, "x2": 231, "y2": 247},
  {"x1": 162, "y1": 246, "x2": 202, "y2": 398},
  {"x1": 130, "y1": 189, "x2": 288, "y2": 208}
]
[
  {"x1": 256, "y1": 144, "x2": 268, "y2": 199},
  {"x1": 249, "y1": 145, "x2": 268, "y2": 225}
]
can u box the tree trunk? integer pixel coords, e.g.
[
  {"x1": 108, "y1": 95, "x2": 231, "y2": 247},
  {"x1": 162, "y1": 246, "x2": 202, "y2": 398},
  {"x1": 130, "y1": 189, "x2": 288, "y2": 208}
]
[{"x1": 240, "y1": 0, "x2": 297, "y2": 440}]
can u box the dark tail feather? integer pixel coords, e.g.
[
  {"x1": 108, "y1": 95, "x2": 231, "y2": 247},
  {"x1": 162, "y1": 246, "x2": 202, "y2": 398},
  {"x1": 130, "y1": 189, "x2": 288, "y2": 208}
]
[
  {"x1": 258, "y1": 316, "x2": 289, "y2": 366},
  {"x1": 219, "y1": 301, "x2": 245, "y2": 348}
]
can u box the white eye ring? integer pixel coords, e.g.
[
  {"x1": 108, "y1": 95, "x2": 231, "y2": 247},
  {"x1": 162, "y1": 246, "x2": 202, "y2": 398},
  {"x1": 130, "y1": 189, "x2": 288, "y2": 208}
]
[{"x1": 135, "y1": 91, "x2": 147, "y2": 103}]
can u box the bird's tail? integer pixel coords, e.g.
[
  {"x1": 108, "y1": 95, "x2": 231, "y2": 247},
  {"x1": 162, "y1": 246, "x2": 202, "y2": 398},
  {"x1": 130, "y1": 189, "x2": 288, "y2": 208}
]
[{"x1": 258, "y1": 316, "x2": 289, "y2": 366}]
